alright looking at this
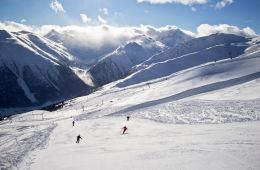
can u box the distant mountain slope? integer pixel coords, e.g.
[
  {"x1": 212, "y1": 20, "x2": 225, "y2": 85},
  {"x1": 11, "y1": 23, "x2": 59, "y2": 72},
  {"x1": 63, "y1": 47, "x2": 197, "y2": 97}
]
[
  {"x1": 140, "y1": 33, "x2": 248, "y2": 67},
  {"x1": 45, "y1": 29, "x2": 119, "y2": 68},
  {"x1": 88, "y1": 35, "x2": 166, "y2": 86},
  {"x1": 146, "y1": 27, "x2": 193, "y2": 48},
  {"x1": 45, "y1": 27, "x2": 193, "y2": 69},
  {"x1": 0, "y1": 30, "x2": 92, "y2": 109},
  {"x1": 117, "y1": 34, "x2": 251, "y2": 87}
]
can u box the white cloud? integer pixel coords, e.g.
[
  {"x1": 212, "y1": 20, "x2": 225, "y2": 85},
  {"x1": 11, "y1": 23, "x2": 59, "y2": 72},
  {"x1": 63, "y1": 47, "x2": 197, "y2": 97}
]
[
  {"x1": 0, "y1": 21, "x2": 190, "y2": 49},
  {"x1": 97, "y1": 16, "x2": 107, "y2": 24},
  {"x1": 138, "y1": 25, "x2": 196, "y2": 38},
  {"x1": 1, "y1": 21, "x2": 258, "y2": 50},
  {"x1": 191, "y1": 7, "x2": 197, "y2": 12},
  {"x1": 80, "y1": 14, "x2": 92, "y2": 23},
  {"x1": 197, "y1": 24, "x2": 257, "y2": 37},
  {"x1": 99, "y1": 8, "x2": 108, "y2": 15},
  {"x1": 50, "y1": 0, "x2": 66, "y2": 13},
  {"x1": 137, "y1": 0, "x2": 207, "y2": 5},
  {"x1": 39, "y1": 25, "x2": 141, "y2": 49},
  {"x1": 242, "y1": 27, "x2": 257, "y2": 37},
  {"x1": 20, "y1": 19, "x2": 27, "y2": 23},
  {"x1": 0, "y1": 21, "x2": 33, "y2": 32},
  {"x1": 215, "y1": 0, "x2": 233, "y2": 9}
]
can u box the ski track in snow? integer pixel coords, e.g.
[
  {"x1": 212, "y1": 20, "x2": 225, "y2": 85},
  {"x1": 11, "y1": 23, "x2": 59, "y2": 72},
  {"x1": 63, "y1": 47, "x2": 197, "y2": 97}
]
[
  {"x1": 30, "y1": 118, "x2": 260, "y2": 170},
  {"x1": 0, "y1": 116, "x2": 56, "y2": 170}
]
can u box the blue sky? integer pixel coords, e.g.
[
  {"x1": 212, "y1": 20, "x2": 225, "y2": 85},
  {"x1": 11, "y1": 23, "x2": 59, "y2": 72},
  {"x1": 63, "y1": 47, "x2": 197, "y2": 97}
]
[{"x1": 0, "y1": 0, "x2": 259, "y2": 34}]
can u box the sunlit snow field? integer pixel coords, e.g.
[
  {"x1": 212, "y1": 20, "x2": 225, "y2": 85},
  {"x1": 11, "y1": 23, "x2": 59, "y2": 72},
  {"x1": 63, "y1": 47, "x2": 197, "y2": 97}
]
[{"x1": 1, "y1": 71, "x2": 260, "y2": 170}]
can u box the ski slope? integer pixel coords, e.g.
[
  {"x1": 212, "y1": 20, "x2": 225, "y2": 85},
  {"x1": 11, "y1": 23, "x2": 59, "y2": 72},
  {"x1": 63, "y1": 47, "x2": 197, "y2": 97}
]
[
  {"x1": 1, "y1": 113, "x2": 260, "y2": 170},
  {"x1": 0, "y1": 63, "x2": 260, "y2": 169},
  {"x1": 1, "y1": 33, "x2": 260, "y2": 170},
  {"x1": 30, "y1": 118, "x2": 260, "y2": 170}
]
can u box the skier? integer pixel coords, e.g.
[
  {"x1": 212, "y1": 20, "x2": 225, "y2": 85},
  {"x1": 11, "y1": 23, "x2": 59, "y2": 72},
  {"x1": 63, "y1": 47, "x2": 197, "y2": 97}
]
[
  {"x1": 72, "y1": 120, "x2": 75, "y2": 126},
  {"x1": 122, "y1": 126, "x2": 127, "y2": 134},
  {"x1": 126, "y1": 116, "x2": 130, "y2": 121},
  {"x1": 76, "y1": 134, "x2": 82, "y2": 143}
]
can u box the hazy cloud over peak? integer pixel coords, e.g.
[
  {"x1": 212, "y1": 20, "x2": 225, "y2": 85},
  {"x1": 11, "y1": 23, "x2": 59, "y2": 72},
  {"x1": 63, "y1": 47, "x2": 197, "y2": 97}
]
[
  {"x1": 0, "y1": 21, "x2": 258, "y2": 50},
  {"x1": 0, "y1": 21, "x2": 33, "y2": 32},
  {"x1": 197, "y1": 24, "x2": 257, "y2": 38}
]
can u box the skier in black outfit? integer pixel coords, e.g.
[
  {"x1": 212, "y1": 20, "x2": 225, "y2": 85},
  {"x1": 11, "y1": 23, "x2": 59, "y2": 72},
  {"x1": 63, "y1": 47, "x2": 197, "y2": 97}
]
[
  {"x1": 126, "y1": 116, "x2": 130, "y2": 121},
  {"x1": 76, "y1": 134, "x2": 82, "y2": 143},
  {"x1": 72, "y1": 121, "x2": 75, "y2": 126},
  {"x1": 122, "y1": 126, "x2": 127, "y2": 134}
]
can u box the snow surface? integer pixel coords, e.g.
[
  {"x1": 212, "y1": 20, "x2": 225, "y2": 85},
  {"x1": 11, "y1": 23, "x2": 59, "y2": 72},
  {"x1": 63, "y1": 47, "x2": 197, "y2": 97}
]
[
  {"x1": 0, "y1": 29, "x2": 93, "y2": 110},
  {"x1": 30, "y1": 118, "x2": 260, "y2": 170},
  {"x1": 0, "y1": 63, "x2": 260, "y2": 169},
  {"x1": 44, "y1": 27, "x2": 192, "y2": 68},
  {"x1": 0, "y1": 30, "x2": 71, "y2": 83},
  {"x1": 118, "y1": 34, "x2": 251, "y2": 87},
  {"x1": 88, "y1": 34, "x2": 166, "y2": 86},
  {"x1": 1, "y1": 32, "x2": 260, "y2": 170}
]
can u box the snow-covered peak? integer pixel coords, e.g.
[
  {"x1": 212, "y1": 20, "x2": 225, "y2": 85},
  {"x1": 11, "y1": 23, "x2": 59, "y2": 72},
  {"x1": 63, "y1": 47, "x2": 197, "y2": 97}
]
[
  {"x1": 44, "y1": 29, "x2": 119, "y2": 68},
  {"x1": 0, "y1": 29, "x2": 12, "y2": 39},
  {"x1": 142, "y1": 27, "x2": 194, "y2": 48},
  {"x1": 44, "y1": 29, "x2": 62, "y2": 43},
  {"x1": 250, "y1": 36, "x2": 260, "y2": 45},
  {"x1": 154, "y1": 28, "x2": 193, "y2": 47},
  {"x1": 116, "y1": 33, "x2": 252, "y2": 87},
  {"x1": 88, "y1": 35, "x2": 166, "y2": 86},
  {"x1": 141, "y1": 33, "x2": 249, "y2": 67},
  {"x1": 0, "y1": 29, "x2": 92, "y2": 109}
]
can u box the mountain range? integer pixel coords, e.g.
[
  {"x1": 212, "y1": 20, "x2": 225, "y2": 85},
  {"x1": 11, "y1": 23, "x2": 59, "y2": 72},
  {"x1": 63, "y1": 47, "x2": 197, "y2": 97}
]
[{"x1": 0, "y1": 27, "x2": 259, "y2": 116}]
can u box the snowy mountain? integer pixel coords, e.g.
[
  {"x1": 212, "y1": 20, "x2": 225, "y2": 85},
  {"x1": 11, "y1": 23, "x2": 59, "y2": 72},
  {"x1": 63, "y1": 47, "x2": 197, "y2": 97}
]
[
  {"x1": 88, "y1": 35, "x2": 166, "y2": 86},
  {"x1": 143, "y1": 26, "x2": 194, "y2": 48},
  {"x1": 45, "y1": 27, "x2": 193, "y2": 69},
  {"x1": 117, "y1": 33, "x2": 251, "y2": 87},
  {"x1": 0, "y1": 27, "x2": 193, "y2": 113},
  {"x1": 0, "y1": 31, "x2": 260, "y2": 170},
  {"x1": 0, "y1": 30, "x2": 92, "y2": 111},
  {"x1": 1, "y1": 39, "x2": 259, "y2": 169},
  {"x1": 45, "y1": 29, "x2": 119, "y2": 68}
]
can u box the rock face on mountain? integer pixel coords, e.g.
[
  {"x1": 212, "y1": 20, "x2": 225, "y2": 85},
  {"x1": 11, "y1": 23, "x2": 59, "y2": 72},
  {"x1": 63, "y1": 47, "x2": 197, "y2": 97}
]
[{"x1": 0, "y1": 30, "x2": 92, "y2": 109}]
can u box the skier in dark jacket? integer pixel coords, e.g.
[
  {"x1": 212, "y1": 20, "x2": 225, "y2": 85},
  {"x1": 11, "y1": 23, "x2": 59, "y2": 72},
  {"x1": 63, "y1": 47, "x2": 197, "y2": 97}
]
[
  {"x1": 122, "y1": 126, "x2": 127, "y2": 134},
  {"x1": 126, "y1": 116, "x2": 130, "y2": 121},
  {"x1": 76, "y1": 134, "x2": 82, "y2": 143},
  {"x1": 72, "y1": 121, "x2": 75, "y2": 126}
]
